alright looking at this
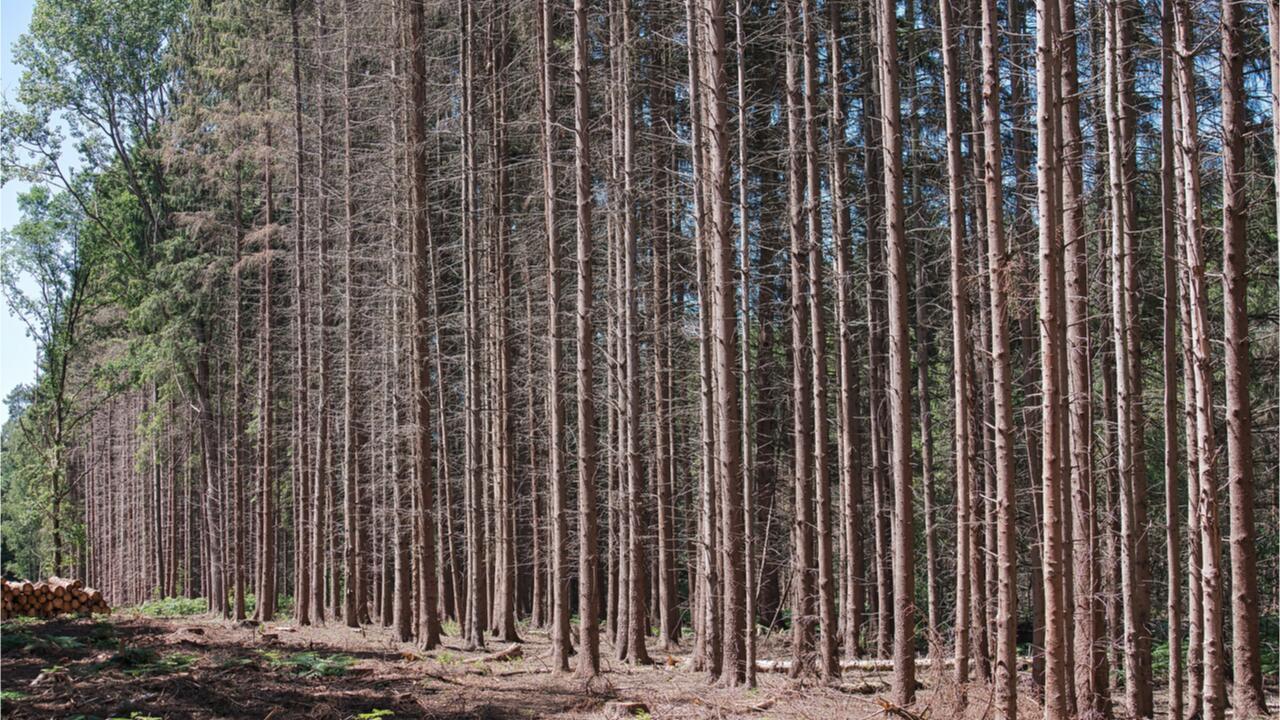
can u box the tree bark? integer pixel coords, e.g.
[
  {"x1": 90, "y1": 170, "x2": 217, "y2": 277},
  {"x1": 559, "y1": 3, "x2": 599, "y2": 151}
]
[
  {"x1": 406, "y1": 0, "x2": 441, "y2": 649},
  {"x1": 700, "y1": 0, "x2": 746, "y2": 687},
  {"x1": 981, "y1": 0, "x2": 1018, "y2": 711},
  {"x1": 539, "y1": 0, "x2": 573, "y2": 673},
  {"x1": 340, "y1": 0, "x2": 362, "y2": 630},
  {"x1": 799, "y1": 0, "x2": 838, "y2": 680},
  {"x1": 828, "y1": 0, "x2": 865, "y2": 663},
  {"x1": 1220, "y1": 0, "x2": 1265, "y2": 712},
  {"x1": 288, "y1": 0, "x2": 312, "y2": 630},
  {"x1": 1034, "y1": 0, "x2": 1067, "y2": 708},
  {"x1": 573, "y1": 0, "x2": 601, "y2": 677},
  {"x1": 937, "y1": 0, "x2": 971, "y2": 684},
  {"x1": 783, "y1": 0, "x2": 814, "y2": 675},
  {"x1": 876, "y1": 0, "x2": 916, "y2": 701},
  {"x1": 1159, "y1": 1, "x2": 1182, "y2": 714}
]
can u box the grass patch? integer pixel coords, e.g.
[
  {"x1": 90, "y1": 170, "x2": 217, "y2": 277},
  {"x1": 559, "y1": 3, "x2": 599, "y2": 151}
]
[
  {"x1": 135, "y1": 596, "x2": 208, "y2": 618},
  {"x1": 90, "y1": 647, "x2": 197, "y2": 677},
  {"x1": 218, "y1": 655, "x2": 256, "y2": 670},
  {"x1": 259, "y1": 649, "x2": 355, "y2": 678},
  {"x1": 0, "y1": 626, "x2": 97, "y2": 654},
  {"x1": 1, "y1": 625, "x2": 38, "y2": 653}
]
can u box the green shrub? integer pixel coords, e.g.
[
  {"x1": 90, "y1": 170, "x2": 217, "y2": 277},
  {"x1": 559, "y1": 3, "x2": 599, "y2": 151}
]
[
  {"x1": 259, "y1": 649, "x2": 355, "y2": 678},
  {"x1": 135, "y1": 596, "x2": 208, "y2": 618},
  {"x1": 93, "y1": 647, "x2": 197, "y2": 677},
  {"x1": 0, "y1": 625, "x2": 38, "y2": 652}
]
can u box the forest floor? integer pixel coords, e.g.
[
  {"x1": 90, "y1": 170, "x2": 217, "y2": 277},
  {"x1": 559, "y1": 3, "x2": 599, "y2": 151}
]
[{"x1": 0, "y1": 611, "x2": 1051, "y2": 720}]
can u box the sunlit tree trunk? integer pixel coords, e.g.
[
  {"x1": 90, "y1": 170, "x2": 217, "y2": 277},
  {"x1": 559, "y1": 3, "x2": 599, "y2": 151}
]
[
  {"x1": 701, "y1": 0, "x2": 746, "y2": 687},
  {"x1": 1158, "y1": 2, "x2": 1181, "y2": 713},
  {"x1": 1034, "y1": 0, "x2": 1066, "y2": 708},
  {"x1": 981, "y1": 0, "x2": 1017, "y2": 710},
  {"x1": 876, "y1": 0, "x2": 916, "y2": 699},
  {"x1": 573, "y1": 0, "x2": 601, "y2": 677},
  {"x1": 938, "y1": 0, "x2": 972, "y2": 683},
  {"x1": 1220, "y1": 0, "x2": 1265, "y2": 712}
]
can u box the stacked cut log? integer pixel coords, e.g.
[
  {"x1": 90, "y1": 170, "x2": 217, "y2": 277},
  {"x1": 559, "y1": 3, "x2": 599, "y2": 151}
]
[{"x1": 1, "y1": 576, "x2": 110, "y2": 620}]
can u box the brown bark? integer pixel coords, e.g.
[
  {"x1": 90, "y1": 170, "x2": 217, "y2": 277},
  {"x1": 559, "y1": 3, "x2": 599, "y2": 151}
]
[
  {"x1": 828, "y1": 0, "x2": 865, "y2": 663},
  {"x1": 1060, "y1": 0, "x2": 1103, "y2": 705},
  {"x1": 1220, "y1": 0, "x2": 1265, "y2": 712},
  {"x1": 618, "y1": 0, "x2": 649, "y2": 666},
  {"x1": 700, "y1": 0, "x2": 746, "y2": 687},
  {"x1": 340, "y1": 0, "x2": 362, "y2": 630},
  {"x1": 406, "y1": 0, "x2": 441, "y2": 649},
  {"x1": 573, "y1": 0, "x2": 601, "y2": 677},
  {"x1": 1171, "y1": 2, "x2": 1224, "y2": 714},
  {"x1": 686, "y1": 0, "x2": 721, "y2": 679},
  {"x1": 538, "y1": 0, "x2": 573, "y2": 673},
  {"x1": 311, "y1": 0, "x2": 331, "y2": 626},
  {"x1": 1159, "y1": 1, "x2": 1182, "y2": 714},
  {"x1": 1034, "y1": 0, "x2": 1067, "y2": 708},
  {"x1": 784, "y1": 0, "x2": 815, "y2": 675},
  {"x1": 938, "y1": 0, "x2": 971, "y2": 683},
  {"x1": 981, "y1": 0, "x2": 1017, "y2": 711},
  {"x1": 288, "y1": 0, "x2": 312, "y2": 629},
  {"x1": 460, "y1": 0, "x2": 487, "y2": 650},
  {"x1": 799, "y1": 0, "x2": 837, "y2": 680},
  {"x1": 734, "y1": 0, "x2": 755, "y2": 685},
  {"x1": 258, "y1": 94, "x2": 277, "y2": 624},
  {"x1": 876, "y1": 0, "x2": 915, "y2": 700}
]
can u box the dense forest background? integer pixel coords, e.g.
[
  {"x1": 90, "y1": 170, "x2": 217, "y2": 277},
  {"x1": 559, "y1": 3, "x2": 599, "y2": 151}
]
[{"x1": 0, "y1": 0, "x2": 1276, "y2": 716}]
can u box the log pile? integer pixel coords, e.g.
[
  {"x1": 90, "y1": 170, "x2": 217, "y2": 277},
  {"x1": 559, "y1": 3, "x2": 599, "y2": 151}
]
[{"x1": 1, "y1": 576, "x2": 110, "y2": 619}]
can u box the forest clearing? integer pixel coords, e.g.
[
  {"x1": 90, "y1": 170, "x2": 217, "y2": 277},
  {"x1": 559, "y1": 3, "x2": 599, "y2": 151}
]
[
  {"x1": 1, "y1": 0, "x2": 1278, "y2": 716},
  {"x1": 1, "y1": 609, "x2": 1058, "y2": 719}
]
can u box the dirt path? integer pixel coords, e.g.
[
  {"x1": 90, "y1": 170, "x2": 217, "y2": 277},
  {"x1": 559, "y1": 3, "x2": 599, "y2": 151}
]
[{"x1": 1, "y1": 613, "x2": 1026, "y2": 719}]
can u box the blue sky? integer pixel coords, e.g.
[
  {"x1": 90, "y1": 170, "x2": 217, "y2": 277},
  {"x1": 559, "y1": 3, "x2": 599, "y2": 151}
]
[{"x1": 0, "y1": 0, "x2": 38, "y2": 426}]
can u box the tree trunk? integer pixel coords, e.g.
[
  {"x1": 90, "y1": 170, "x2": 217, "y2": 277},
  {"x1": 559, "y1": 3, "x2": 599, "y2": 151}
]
[
  {"x1": 1034, "y1": 0, "x2": 1067, "y2": 708},
  {"x1": 783, "y1": 0, "x2": 814, "y2": 675},
  {"x1": 618, "y1": 1, "x2": 649, "y2": 666},
  {"x1": 311, "y1": 0, "x2": 332, "y2": 626},
  {"x1": 799, "y1": 0, "x2": 838, "y2": 680},
  {"x1": 981, "y1": 0, "x2": 1018, "y2": 711},
  {"x1": 701, "y1": 0, "x2": 746, "y2": 687},
  {"x1": 406, "y1": 0, "x2": 441, "y2": 649},
  {"x1": 1159, "y1": 2, "x2": 1182, "y2": 714},
  {"x1": 1220, "y1": 0, "x2": 1265, "y2": 712},
  {"x1": 340, "y1": 0, "x2": 362, "y2": 630},
  {"x1": 573, "y1": 0, "x2": 601, "y2": 677},
  {"x1": 539, "y1": 0, "x2": 573, "y2": 673},
  {"x1": 288, "y1": 0, "x2": 312, "y2": 629},
  {"x1": 1060, "y1": 0, "x2": 1103, "y2": 705},
  {"x1": 938, "y1": 0, "x2": 972, "y2": 684},
  {"x1": 686, "y1": 0, "x2": 721, "y2": 678},
  {"x1": 877, "y1": 0, "x2": 916, "y2": 700},
  {"x1": 1171, "y1": 3, "x2": 1224, "y2": 714},
  {"x1": 828, "y1": 0, "x2": 865, "y2": 663}
]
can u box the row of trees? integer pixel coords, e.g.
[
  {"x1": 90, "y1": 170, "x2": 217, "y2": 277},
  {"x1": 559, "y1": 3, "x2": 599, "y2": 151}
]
[{"x1": 1, "y1": 0, "x2": 1276, "y2": 717}]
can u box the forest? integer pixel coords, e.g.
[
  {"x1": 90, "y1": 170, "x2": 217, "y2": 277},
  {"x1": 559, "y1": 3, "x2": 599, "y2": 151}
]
[{"x1": 0, "y1": 0, "x2": 1276, "y2": 717}]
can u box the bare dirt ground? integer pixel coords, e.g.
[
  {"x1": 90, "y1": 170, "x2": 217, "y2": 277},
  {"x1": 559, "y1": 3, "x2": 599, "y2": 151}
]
[{"x1": 0, "y1": 612, "x2": 1047, "y2": 719}]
